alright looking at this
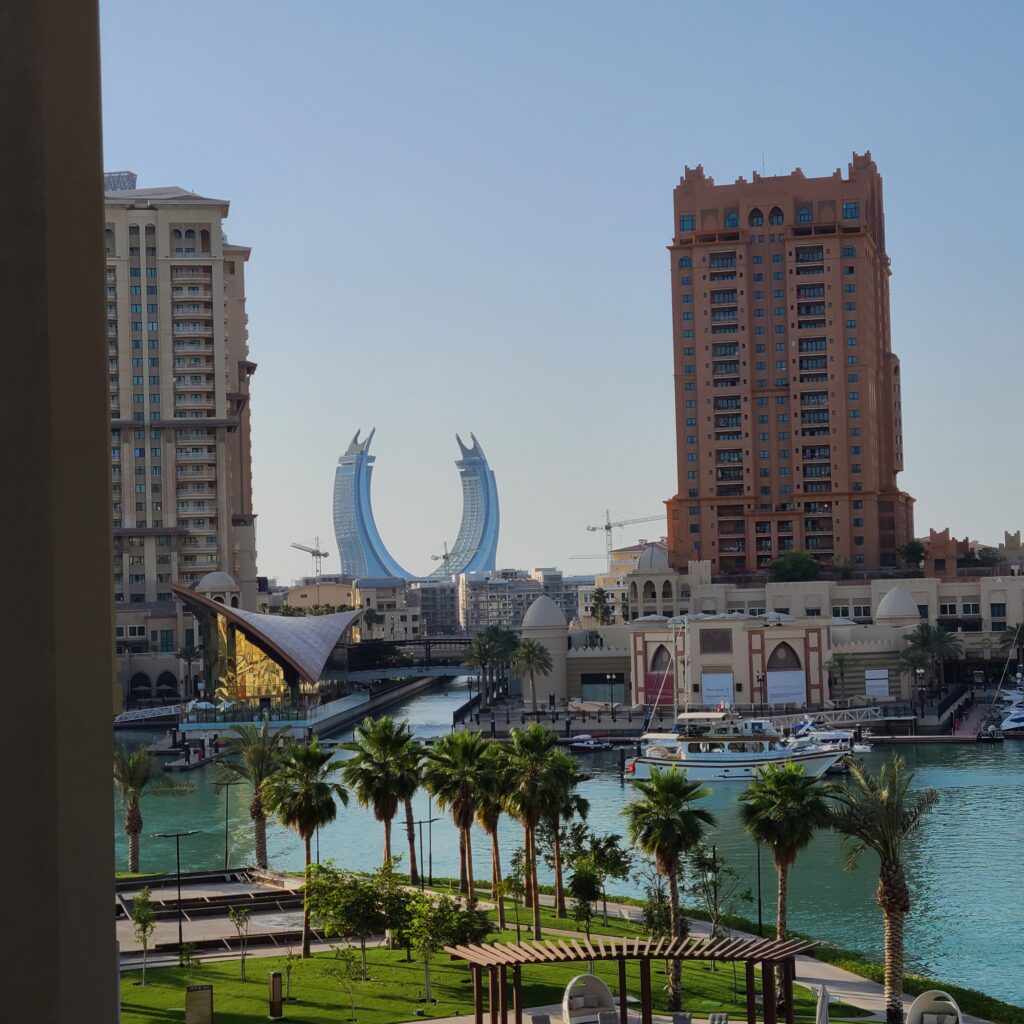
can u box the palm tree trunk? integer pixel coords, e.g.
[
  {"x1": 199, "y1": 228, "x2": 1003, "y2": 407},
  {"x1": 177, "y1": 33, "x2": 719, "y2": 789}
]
[
  {"x1": 253, "y1": 805, "x2": 268, "y2": 870},
  {"x1": 459, "y1": 830, "x2": 468, "y2": 893},
  {"x1": 530, "y1": 670, "x2": 538, "y2": 717},
  {"x1": 666, "y1": 871, "x2": 682, "y2": 1012},
  {"x1": 302, "y1": 834, "x2": 312, "y2": 958},
  {"x1": 404, "y1": 796, "x2": 420, "y2": 885},
  {"x1": 491, "y1": 827, "x2": 505, "y2": 929},
  {"x1": 552, "y1": 815, "x2": 566, "y2": 917},
  {"x1": 383, "y1": 817, "x2": 393, "y2": 864},
  {"x1": 776, "y1": 859, "x2": 788, "y2": 941},
  {"x1": 523, "y1": 824, "x2": 534, "y2": 909},
  {"x1": 127, "y1": 800, "x2": 142, "y2": 873},
  {"x1": 529, "y1": 824, "x2": 542, "y2": 940},
  {"x1": 464, "y1": 825, "x2": 475, "y2": 903},
  {"x1": 882, "y1": 906, "x2": 906, "y2": 1024}
]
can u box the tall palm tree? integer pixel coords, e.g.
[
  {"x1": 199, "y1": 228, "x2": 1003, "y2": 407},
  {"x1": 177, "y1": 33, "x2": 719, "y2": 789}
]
[
  {"x1": 503, "y1": 723, "x2": 561, "y2": 939},
  {"x1": 831, "y1": 755, "x2": 939, "y2": 1024},
  {"x1": 395, "y1": 736, "x2": 424, "y2": 886},
  {"x1": 215, "y1": 721, "x2": 285, "y2": 869},
  {"x1": 342, "y1": 716, "x2": 416, "y2": 869},
  {"x1": 621, "y1": 767, "x2": 716, "y2": 1011},
  {"x1": 263, "y1": 739, "x2": 349, "y2": 957},
  {"x1": 464, "y1": 634, "x2": 496, "y2": 705},
  {"x1": 176, "y1": 644, "x2": 201, "y2": 699},
  {"x1": 113, "y1": 745, "x2": 156, "y2": 874},
  {"x1": 475, "y1": 743, "x2": 510, "y2": 927},
  {"x1": 113, "y1": 745, "x2": 192, "y2": 873},
  {"x1": 422, "y1": 730, "x2": 490, "y2": 901},
  {"x1": 738, "y1": 763, "x2": 833, "y2": 946},
  {"x1": 483, "y1": 626, "x2": 519, "y2": 701},
  {"x1": 546, "y1": 752, "x2": 590, "y2": 917},
  {"x1": 827, "y1": 651, "x2": 852, "y2": 703},
  {"x1": 906, "y1": 623, "x2": 962, "y2": 693},
  {"x1": 511, "y1": 638, "x2": 553, "y2": 717}
]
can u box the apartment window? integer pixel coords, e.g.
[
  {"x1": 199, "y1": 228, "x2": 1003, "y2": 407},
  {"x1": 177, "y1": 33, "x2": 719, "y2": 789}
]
[
  {"x1": 685, "y1": 400, "x2": 696, "y2": 408},
  {"x1": 845, "y1": 320, "x2": 857, "y2": 329},
  {"x1": 682, "y1": 312, "x2": 693, "y2": 321},
  {"x1": 686, "y1": 417, "x2": 696, "y2": 426},
  {"x1": 755, "y1": 308, "x2": 765, "y2": 318},
  {"x1": 847, "y1": 337, "x2": 857, "y2": 346},
  {"x1": 753, "y1": 272, "x2": 763, "y2": 281},
  {"x1": 684, "y1": 382, "x2": 695, "y2": 391},
  {"x1": 752, "y1": 256, "x2": 763, "y2": 265},
  {"x1": 758, "y1": 432, "x2": 768, "y2": 441},
  {"x1": 845, "y1": 302, "x2": 856, "y2": 311},
  {"x1": 993, "y1": 621, "x2": 1008, "y2": 631},
  {"x1": 848, "y1": 391, "x2": 859, "y2": 401},
  {"x1": 773, "y1": 289, "x2": 784, "y2": 299},
  {"x1": 754, "y1": 290, "x2": 764, "y2": 300},
  {"x1": 759, "y1": 450, "x2": 769, "y2": 459},
  {"x1": 939, "y1": 603, "x2": 957, "y2": 616},
  {"x1": 146, "y1": 304, "x2": 158, "y2": 313},
  {"x1": 678, "y1": 256, "x2": 692, "y2": 268},
  {"x1": 772, "y1": 254, "x2": 783, "y2": 263},
  {"x1": 687, "y1": 453, "x2": 697, "y2": 462},
  {"x1": 843, "y1": 266, "x2": 855, "y2": 275},
  {"x1": 681, "y1": 294, "x2": 693, "y2": 304},
  {"x1": 774, "y1": 307, "x2": 785, "y2": 316},
  {"x1": 683, "y1": 347, "x2": 694, "y2": 356},
  {"x1": 841, "y1": 245, "x2": 856, "y2": 257},
  {"x1": 687, "y1": 470, "x2": 698, "y2": 480},
  {"x1": 757, "y1": 415, "x2": 768, "y2": 424},
  {"x1": 964, "y1": 603, "x2": 981, "y2": 615},
  {"x1": 832, "y1": 605, "x2": 850, "y2": 617},
  {"x1": 844, "y1": 284, "x2": 856, "y2": 293},
  {"x1": 842, "y1": 202, "x2": 860, "y2": 220},
  {"x1": 683, "y1": 331, "x2": 694, "y2": 339},
  {"x1": 756, "y1": 361, "x2": 767, "y2": 371},
  {"x1": 797, "y1": 206, "x2": 812, "y2": 223},
  {"x1": 147, "y1": 322, "x2": 159, "y2": 331},
  {"x1": 778, "y1": 432, "x2": 789, "y2": 440},
  {"x1": 687, "y1": 435, "x2": 696, "y2": 445},
  {"x1": 130, "y1": 304, "x2": 141, "y2": 313},
  {"x1": 777, "y1": 413, "x2": 788, "y2": 422},
  {"x1": 775, "y1": 360, "x2": 786, "y2": 370},
  {"x1": 853, "y1": 605, "x2": 871, "y2": 618},
  {"x1": 683, "y1": 363, "x2": 695, "y2": 374},
  {"x1": 146, "y1": 267, "x2": 156, "y2": 277},
  {"x1": 680, "y1": 214, "x2": 696, "y2": 231},
  {"x1": 130, "y1": 268, "x2": 140, "y2": 277},
  {"x1": 850, "y1": 410, "x2": 860, "y2": 419},
  {"x1": 756, "y1": 397, "x2": 767, "y2": 406},
  {"x1": 774, "y1": 325, "x2": 785, "y2": 333},
  {"x1": 776, "y1": 396, "x2": 787, "y2": 406},
  {"x1": 680, "y1": 276, "x2": 692, "y2": 285},
  {"x1": 992, "y1": 603, "x2": 1007, "y2": 618}
]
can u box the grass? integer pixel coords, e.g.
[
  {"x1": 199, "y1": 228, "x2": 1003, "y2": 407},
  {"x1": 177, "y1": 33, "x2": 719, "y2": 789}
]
[
  {"x1": 489, "y1": 902, "x2": 646, "y2": 940},
  {"x1": 120, "y1": 933, "x2": 868, "y2": 1024}
]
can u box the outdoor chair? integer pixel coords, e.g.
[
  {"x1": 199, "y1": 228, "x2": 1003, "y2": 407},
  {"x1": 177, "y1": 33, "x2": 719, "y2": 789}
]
[
  {"x1": 562, "y1": 974, "x2": 617, "y2": 1024},
  {"x1": 906, "y1": 991, "x2": 963, "y2": 1024},
  {"x1": 673, "y1": 1013, "x2": 693, "y2": 1024},
  {"x1": 708, "y1": 1014, "x2": 729, "y2": 1024}
]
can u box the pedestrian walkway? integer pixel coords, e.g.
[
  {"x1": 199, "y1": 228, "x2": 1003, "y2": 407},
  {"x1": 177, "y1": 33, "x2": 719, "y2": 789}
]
[{"x1": 953, "y1": 699, "x2": 990, "y2": 737}]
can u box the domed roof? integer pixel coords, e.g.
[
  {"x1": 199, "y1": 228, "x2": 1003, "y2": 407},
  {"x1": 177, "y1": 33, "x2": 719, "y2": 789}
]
[
  {"x1": 196, "y1": 571, "x2": 240, "y2": 593},
  {"x1": 875, "y1": 586, "x2": 919, "y2": 621},
  {"x1": 636, "y1": 544, "x2": 669, "y2": 571},
  {"x1": 522, "y1": 595, "x2": 566, "y2": 630}
]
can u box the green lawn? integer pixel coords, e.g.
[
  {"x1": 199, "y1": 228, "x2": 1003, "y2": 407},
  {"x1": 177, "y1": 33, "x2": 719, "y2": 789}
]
[
  {"x1": 120, "y1": 942, "x2": 867, "y2": 1024},
  {"x1": 489, "y1": 902, "x2": 646, "y2": 940}
]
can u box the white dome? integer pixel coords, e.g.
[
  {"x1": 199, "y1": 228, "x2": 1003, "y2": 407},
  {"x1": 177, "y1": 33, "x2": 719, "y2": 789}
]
[
  {"x1": 636, "y1": 544, "x2": 669, "y2": 571},
  {"x1": 875, "y1": 586, "x2": 919, "y2": 621},
  {"x1": 196, "y1": 571, "x2": 240, "y2": 593},
  {"x1": 522, "y1": 595, "x2": 566, "y2": 630}
]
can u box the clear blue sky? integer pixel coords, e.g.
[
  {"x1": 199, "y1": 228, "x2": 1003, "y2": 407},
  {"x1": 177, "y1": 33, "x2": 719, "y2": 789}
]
[{"x1": 100, "y1": 0, "x2": 1023, "y2": 582}]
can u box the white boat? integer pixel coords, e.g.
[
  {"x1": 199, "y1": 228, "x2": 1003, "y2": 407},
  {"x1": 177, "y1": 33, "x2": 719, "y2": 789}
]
[
  {"x1": 625, "y1": 712, "x2": 844, "y2": 782},
  {"x1": 569, "y1": 737, "x2": 613, "y2": 752},
  {"x1": 787, "y1": 727, "x2": 873, "y2": 755}
]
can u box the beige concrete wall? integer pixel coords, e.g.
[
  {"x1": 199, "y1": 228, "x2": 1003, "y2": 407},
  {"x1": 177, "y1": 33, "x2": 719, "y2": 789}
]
[{"x1": 2, "y1": 2, "x2": 118, "y2": 1018}]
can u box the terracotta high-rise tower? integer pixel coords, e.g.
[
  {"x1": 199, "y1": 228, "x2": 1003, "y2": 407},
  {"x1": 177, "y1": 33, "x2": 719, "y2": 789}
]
[{"x1": 664, "y1": 152, "x2": 914, "y2": 573}]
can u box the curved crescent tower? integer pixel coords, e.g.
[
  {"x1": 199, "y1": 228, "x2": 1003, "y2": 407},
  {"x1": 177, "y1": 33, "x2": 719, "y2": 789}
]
[{"x1": 332, "y1": 429, "x2": 499, "y2": 580}]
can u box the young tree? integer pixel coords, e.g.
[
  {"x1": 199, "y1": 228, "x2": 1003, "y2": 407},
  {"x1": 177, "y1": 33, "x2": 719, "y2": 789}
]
[
  {"x1": 263, "y1": 739, "x2": 349, "y2": 957},
  {"x1": 361, "y1": 607, "x2": 382, "y2": 637},
  {"x1": 767, "y1": 550, "x2": 820, "y2": 582},
  {"x1": 738, "y1": 763, "x2": 832, "y2": 946},
  {"x1": 826, "y1": 652, "x2": 853, "y2": 704},
  {"x1": 567, "y1": 856, "x2": 602, "y2": 941},
  {"x1": 227, "y1": 905, "x2": 252, "y2": 980},
  {"x1": 589, "y1": 833, "x2": 634, "y2": 927},
  {"x1": 831, "y1": 755, "x2": 939, "y2": 1024},
  {"x1": 511, "y1": 638, "x2": 554, "y2": 717},
  {"x1": 331, "y1": 944, "x2": 362, "y2": 1022},
  {"x1": 545, "y1": 754, "x2": 590, "y2": 918},
  {"x1": 506, "y1": 849, "x2": 527, "y2": 942},
  {"x1": 372, "y1": 858, "x2": 415, "y2": 953},
  {"x1": 633, "y1": 861, "x2": 671, "y2": 938},
  {"x1": 408, "y1": 894, "x2": 460, "y2": 1004},
  {"x1": 132, "y1": 886, "x2": 156, "y2": 987},
  {"x1": 306, "y1": 866, "x2": 386, "y2": 980},
  {"x1": 685, "y1": 847, "x2": 752, "y2": 971},
  {"x1": 622, "y1": 767, "x2": 715, "y2": 1011},
  {"x1": 215, "y1": 720, "x2": 286, "y2": 869},
  {"x1": 896, "y1": 540, "x2": 926, "y2": 568}
]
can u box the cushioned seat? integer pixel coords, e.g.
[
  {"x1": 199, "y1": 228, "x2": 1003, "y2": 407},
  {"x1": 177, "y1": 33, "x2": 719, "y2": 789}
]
[{"x1": 562, "y1": 975, "x2": 617, "y2": 1024}]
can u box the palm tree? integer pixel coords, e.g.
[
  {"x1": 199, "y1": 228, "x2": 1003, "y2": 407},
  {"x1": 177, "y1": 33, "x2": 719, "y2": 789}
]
[
  {"x1": 395, "y1": 736, "x2": 424, "y2": 886},
  {"x1": 590, "y1": 586, "x2": 612, "y2": 626},
  {"x1": 906, "y1": 624, "x2": 962, "y2": 694},
  {"x1": 176, "y1": 644, "x2": 201, "y2": 699},
  {"x1": 502, "y1": 723, "x2": 561, "y2": 939},
  {"x1": 827, "y1": 651, "x2": 852, "y2": 703},
  {"x1": 342, "y1": 716, "x2": 417, "y2": 869},
  {"x1": 215, "y1": 721, "x2": 286, "y2": 869},
  {"x1": 738, "y1": 763, "x2": 833, "y2": 946},
  {"x1": 511, "y1": 638, "x2": 553, "y2": 717},
  {"x1": 546, "y1": 752, "x2": 590, "y2": 917},
  {"x1": 263, "y1": 739, "x2": 349, "y2": 957},
  {"x1": 422, "y1": 730, "x2": 490, "y2": 901},
  {"x1": 361, "y1": 607, "x2": 382, "y2": 638},
  {"x1": 831, "y1": 755, "x2": 939, "y2": 1024},
  {"x1": 621, "y1": 767, "x2": 716, "y2": 1011},
  {"x1": 113, "y1": 745, "x2": 192, "y2": 873},
  {"x1": 475, "y1": 743, "x2": 510, "y2": 927},
  {"x1": 483, "y1": 626, "x2": 519, "y2": 701},
  {"x1": 464, "y1": 634, "x2": 496, "y2": 705}
]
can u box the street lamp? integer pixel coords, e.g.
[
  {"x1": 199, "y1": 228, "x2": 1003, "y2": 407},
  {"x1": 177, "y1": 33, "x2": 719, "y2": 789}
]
[
  {"x1": 153, "y1": 829, "x2": 200, "y2": 959},
  {"x1": 413, "y1": 815, "x2": 441, "y2": 890},
  {"x1": 916, "y1": 667, "x2": 926, "y2": 720}
]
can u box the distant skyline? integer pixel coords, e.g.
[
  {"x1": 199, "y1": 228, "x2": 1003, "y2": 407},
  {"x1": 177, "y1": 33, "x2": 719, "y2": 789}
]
[{"x1": 99, "y1": 0, "x2": 1024, "y2": 583}]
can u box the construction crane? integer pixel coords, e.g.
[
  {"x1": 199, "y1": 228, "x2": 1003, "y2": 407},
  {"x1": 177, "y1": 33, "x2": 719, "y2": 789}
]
[
  {"x1": 291, "y1": 536, "x2": 329, "y2": 582},
  {"x1": 431, "y1": 541, "x2": 453, "y2": 575},
  {"x1": 586, "y1": 510, "x2": 663, "y2": 571}
]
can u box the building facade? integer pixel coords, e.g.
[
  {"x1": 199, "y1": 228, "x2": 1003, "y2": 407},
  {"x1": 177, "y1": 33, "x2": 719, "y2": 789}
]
[
  {"x1": 105, "y1": 175, "x2": 258, "y2": 700},
  {"x1": 664, "y1": 152, "x2": 914, "y2": 573},
  {"x1": 457, "y1": 568, "x2": 592, "y2": 634}
]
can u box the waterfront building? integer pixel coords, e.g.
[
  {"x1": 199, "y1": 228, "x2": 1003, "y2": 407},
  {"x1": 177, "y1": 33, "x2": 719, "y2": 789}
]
[
  {"x1": 352, "y1": 577, "x2": 422, "y2": 639},
  {"x1": 410, "y1": 578, "x2": 462, "y2": 636},
  {"x1": 284, "y1": 578, "x2": 358, "y2": 611},
  {"x1": 332, "y1": 428, "x2": 499, "y2": 579},
  {"x1": 104, "y1": 174, "x2": 258, "y2": 702},
  {"x1": 663, "y1": 152, "x2": 914, "y2": 573},
  {"x1": 578, "y1": 541, "x2": 669, "y2": 625},
  {"x1": 457, "y1": 567, "x2": 593, "y2": 634}
]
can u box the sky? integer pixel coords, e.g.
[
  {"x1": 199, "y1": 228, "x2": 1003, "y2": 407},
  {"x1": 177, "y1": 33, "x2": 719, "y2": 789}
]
[{"x1": 99, "y1": 0, "x2": 1023, "y2": 584}]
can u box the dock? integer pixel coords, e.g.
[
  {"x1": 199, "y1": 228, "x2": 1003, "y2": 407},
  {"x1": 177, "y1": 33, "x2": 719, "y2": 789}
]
[{"x1": 162, "y1": 748, "x2": 226, "y2": 772}]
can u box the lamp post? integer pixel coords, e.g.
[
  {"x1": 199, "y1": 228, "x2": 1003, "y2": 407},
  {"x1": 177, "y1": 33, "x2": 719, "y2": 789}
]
[
  {"x1": 413, "y1": 815, "x2": 441, "y2": 890},
  {"x1": 916, "y1": 667, "x2": 926, "y2": 720},
  {"x1": 153, "y1": 829, "x2": 199, "y2": 958},
  {"x1": 756, "y1": 672, "x2": 765, "y2": 714}
]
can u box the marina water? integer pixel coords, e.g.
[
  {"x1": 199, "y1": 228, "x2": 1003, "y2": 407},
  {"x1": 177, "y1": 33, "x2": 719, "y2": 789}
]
[{"x1": 116, "y1": 678, "x2": 1024, "y2": 1006}]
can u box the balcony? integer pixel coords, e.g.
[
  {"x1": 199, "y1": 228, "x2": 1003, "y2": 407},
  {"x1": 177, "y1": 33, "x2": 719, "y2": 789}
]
[
  {"x1": 756, "y1": 540, "x2": 772, "y2": 552},
  {"x1": 799, "y1": 373, "x2": 828, "y2": 384},
  {"x1": 716, "y1": 451, "x2": 743, "y2": 464},
  {"x1": 716, "y1": 468, "x2": 744, "y2": 481},
  {"x1": 713, "y1": 362, "x2": 740, "y2": 375},
  {"x1": 803, "y1": 466, "x2": 832, "y2": 478},
  {"x1": 715, "y1": 431, "x2": 742, "y2": 441},
  {"x1": 805, "y1": 538, "x2": 834, "y2": 552},
  {"x1": 715, "y1": 415, "x2": 741, "y2": 427},
  {"x1": 709, "y1": 256, "x2": 736, "y2": 269},
  {"x1": 173, "y1": 340, "x2": 214, "y2": 353},
  {"x1": 174, "y1": 378, "x2": 214, "y2": 391},
  {"x1": 170, "y1": 271, "x2": 212, "y2": 284},
  {"x1": 712, "y1": 345, "x2": 739, "y2": 358},
  {"x1": 720, "y1": 540, "x2": 746, "y2": 554},
  {"x1": 797, "y1": 318, "x2": 827, "y2": 330},
  {"x1": 175, "y1": 451, "x2": 216, "y2": 462},
  {"x1": 797, "y1": 303, "x2": 826, "y2": 316},
  {"x1": 711, "y1": 291, "x2": 738, "y2": 305},
  {"x1": 719, "y1": 524, "x2": 745, "y2": 537},
  {"x1": 716, "y1": 484, "x2": 744, "y2": 497},
  {"x1": 171, "y1": 306, "x2": 214, "y2": 319},
  {"x1": 709, "y1": 271, "x2": 737, "y2": 281},
  {"x1": 172, "y1": 324, "x2": 213, "y2": 336},
  {"x1": 795, "y1": 249, "x2": 824, "y2": 263},
  {"x1": 802, "y1": 447, "x2": 831, "y2": 461}
]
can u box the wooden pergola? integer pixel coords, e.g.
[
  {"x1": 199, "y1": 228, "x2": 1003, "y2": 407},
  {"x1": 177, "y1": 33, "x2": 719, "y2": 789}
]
[{"x1": 445, "y1": 935, "x2": 818, "y2": 1024}]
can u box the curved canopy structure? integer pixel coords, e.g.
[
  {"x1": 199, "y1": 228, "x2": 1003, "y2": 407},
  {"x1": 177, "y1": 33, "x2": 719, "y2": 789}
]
[{"x1": 332, "y1": 428, "x2": 499, "y2": 580}]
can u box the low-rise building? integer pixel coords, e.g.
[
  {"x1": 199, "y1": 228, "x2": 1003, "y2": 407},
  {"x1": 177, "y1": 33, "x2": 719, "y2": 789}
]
[
  {"x1": 410, "y1": 578, "x2": 461, "y2": 636},
  {"x1": 353, "y1": 577, "x2": 421, "y2": 640},
  {"x1": 457, "y1": 568, "x2": 592, "y2": 634}
]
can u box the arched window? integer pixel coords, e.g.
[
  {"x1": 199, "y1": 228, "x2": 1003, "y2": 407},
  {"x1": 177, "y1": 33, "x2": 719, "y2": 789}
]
[
  {"x1": 650, "y1": 644, "x2": 671, "y2": 672},
  {"x1": 104, "y1": 228, "x2": 114, "y2": 255},
  {"x1": 230, "y1": 596, "x2": 239, "y2": 608},
  {"x1": 629, "y1": 581, "x2": 639, "y2": 602},
  {"x1": 724, "y1": 210, "x2": 739, "y2": 229},
  {"x1": 662, "y1": 580, "x2": 673, "y2": 601},
  {"x1": 678, "y1": 256, "x2": 692, "y2": 268},
  {"x1": 172, "y1": 229, "x2": 182, "y2": 239},
  {"x1": 767, "y1": 642, "x2": 802, "y2": 671},
  {"x1": 797, "y1": 206, "x2": 812, "y2": 224},
  {"x1": 679, "y1": 583, "x2": 691, "y2": 602},
  {"x1": 769, "y1": 207, "x2": 784, "y2": 225},
  {"x1": 129, "y1": 672, "x2": 152, "y2": 699},
  {"x1": 155, "y1": 671, "x2": 178, "y2": 695},
  {"x1": 214, "y1": 595, "x2": 225, "y2": 604},
  {"x1": 748, "y1": 209, "x2": 764, "y2": 227},
  {"x1": 185, "y1": 229, "x2": 195, "y2": 240},
  {"x1": 200, "y1": 228, "x2": 211, "y2": 254},
  {"x1": 643, "y1": 581, "x2": 657, "y2": 601}
]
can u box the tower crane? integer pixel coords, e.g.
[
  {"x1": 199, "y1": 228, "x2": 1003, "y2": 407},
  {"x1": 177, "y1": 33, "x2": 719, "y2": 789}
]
[
  {"x1": 586, "y1": 510, "x2": 663, "y2": 571},
  {"x1": 431, "y1": 541, "x2": 453, "y2": 575},
  {"x1": 291, "y1": 536, "x2": 329, "y2": 582}
]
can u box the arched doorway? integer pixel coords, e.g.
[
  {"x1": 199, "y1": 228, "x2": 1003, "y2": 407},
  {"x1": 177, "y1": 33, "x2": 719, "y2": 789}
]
[
  {"x1": 645, "y1": 644, "x2": 674, "y2": 706},
  {"x1": 155, "y1": 671, "x2": 178, "y2": 701},
  {"x1": 765, "y1": 642, "x2": 806, "y2": 706},
  {"x1": 128, "y1": 672, "x2": 152, "y2": 704}
]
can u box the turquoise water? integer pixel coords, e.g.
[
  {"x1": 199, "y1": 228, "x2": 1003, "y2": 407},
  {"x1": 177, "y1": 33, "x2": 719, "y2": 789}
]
[{"x1": 115, "y1": 679, "x2": 1024, "y2": 1006}]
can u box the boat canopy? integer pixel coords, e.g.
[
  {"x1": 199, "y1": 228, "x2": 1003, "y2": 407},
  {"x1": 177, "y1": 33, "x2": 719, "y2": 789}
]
[
  {"x1": 641, "y1": 732, "x2": 682, "y2": 741},
  {"x1": 676, "y1": 711, "x2": 730, "y2": 721}
]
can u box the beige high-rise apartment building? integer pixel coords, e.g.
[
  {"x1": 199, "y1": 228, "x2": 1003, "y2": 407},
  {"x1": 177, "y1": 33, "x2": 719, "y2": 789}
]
[
  {"x1": 665, "y1": 152, "x2": 914, "y2": 573},
  {"x1": 104, "y1": 173, "x2": 258, "y2": 700}
]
